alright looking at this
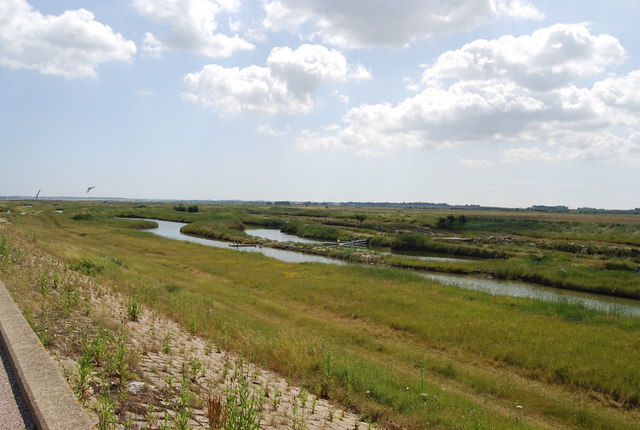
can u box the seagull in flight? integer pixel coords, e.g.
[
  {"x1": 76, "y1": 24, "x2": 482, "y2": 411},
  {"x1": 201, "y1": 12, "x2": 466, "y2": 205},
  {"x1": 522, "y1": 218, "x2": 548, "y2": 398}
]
[
  {"x1": 35, "y1": 189, "x2": 41, "y2": 200},
  {"x1": 86, "y1": 186, "x2": 96, "y2": 193}
]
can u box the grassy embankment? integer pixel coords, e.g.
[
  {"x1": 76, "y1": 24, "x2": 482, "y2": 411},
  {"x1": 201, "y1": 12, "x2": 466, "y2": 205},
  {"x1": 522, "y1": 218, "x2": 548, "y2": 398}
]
[{"x1": 0, "y1": 201, "x2": 639, "y2": 429}]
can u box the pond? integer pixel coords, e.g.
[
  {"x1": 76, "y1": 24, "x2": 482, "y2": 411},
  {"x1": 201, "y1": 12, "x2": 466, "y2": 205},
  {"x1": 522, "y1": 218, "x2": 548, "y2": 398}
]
[{"x1": 130, "y1": 218, "x2": 640, "y2": 317}]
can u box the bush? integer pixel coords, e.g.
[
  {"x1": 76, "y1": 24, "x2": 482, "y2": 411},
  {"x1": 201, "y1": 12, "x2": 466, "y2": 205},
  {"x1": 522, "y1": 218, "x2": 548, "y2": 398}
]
[
  {"x1": 72, "y1": 213, "x2": 93, "y2": 221},
  {"x1": 187, "y1": 205, "x2": 199, "y2": 213},
  {"x1": 69, "y1": 259, "x2": 104, "y2": 276},
  {"x1": 435, "y1": 214, "x2": 467, "y2": 229}
]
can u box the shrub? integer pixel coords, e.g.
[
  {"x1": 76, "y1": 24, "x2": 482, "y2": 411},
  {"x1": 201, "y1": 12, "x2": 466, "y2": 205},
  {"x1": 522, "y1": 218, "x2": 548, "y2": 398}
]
[
  {"x1": 164, "y1": 284, "x2": 182, "y2": 293},
  {"x1": 435, "y1": 214, "x2": 467, "y2": 229},
  {"x1": 72, "y1": 213, "x2": 93, "y2": 221},
  {"x1": 69, "y1": 259, "x2": 104, "y2": 276}
]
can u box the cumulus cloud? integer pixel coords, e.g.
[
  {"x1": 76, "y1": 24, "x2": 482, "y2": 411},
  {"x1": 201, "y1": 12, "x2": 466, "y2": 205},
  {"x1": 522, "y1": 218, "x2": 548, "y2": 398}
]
[
  {"x1": 183, "y1": 44, "x2": 370, "y2": 114},
  {"x1": 592, "y1": 70, "x2": 640, "y2": 112},
  {"x1": 133, "y1": 0, "x2": 253, "y2": 57},
  {"x1": 263, "y1": 0, "x2": 543, "y2": 49},
  {"x1": 421, "y1": 23, "x2": 626, "y2": 90},
  {"x1": 298, "y1": 24, "x2": 639, "y2": 163},
  {"x1": 0, "y1": 0, "x2": 136, "y2": 78},
  {"x1": 502, "y1": 132, "x2": 640, "y2": 163}
]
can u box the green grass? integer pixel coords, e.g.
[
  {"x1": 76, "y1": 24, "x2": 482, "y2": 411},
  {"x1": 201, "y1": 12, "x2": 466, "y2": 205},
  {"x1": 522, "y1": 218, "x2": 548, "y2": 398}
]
[
  {"x1": 281, "y1": 220, "x2": 354, "y2": 241},
  {"x1": 457, "y1": 217, "x2": 640, "y2": 246}
]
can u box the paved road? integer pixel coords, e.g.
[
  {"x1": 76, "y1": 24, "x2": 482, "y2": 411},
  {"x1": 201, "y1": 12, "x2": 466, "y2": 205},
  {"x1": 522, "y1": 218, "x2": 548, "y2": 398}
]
[{"x1": 0, "y1": 340, "x2": 32, "y2": 430}]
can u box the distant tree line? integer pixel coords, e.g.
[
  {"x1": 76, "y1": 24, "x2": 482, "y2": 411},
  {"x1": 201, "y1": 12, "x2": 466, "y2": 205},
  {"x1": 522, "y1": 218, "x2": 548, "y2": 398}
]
[
  {"x1": 173, "y1": 204, "x2": 199, "y2": 213},
  {"x1": 435, "y1": 214, "x2": 467, "y2": 229}
]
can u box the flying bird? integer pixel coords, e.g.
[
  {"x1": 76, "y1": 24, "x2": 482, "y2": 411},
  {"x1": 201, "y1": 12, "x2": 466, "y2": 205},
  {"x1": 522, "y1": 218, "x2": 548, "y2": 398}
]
[
  {"x1": 35, "y1": 189, "x2": 41, "y2": 200},
  {"x1": 86, "y1": 186, "x2": 96, "y2": 193}
]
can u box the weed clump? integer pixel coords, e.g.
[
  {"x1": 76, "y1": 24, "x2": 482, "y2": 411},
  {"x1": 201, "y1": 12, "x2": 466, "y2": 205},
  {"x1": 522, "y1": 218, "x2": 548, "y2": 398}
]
[
  {"x1": 0, "y1": 235, "x2": 9, "y2": 257},
  {"x1": 224, "y1": 361, "x2": 264, "y2": 430},
  {"x1": 127, "y1": 299, "x2": 141, "y2": 322}
]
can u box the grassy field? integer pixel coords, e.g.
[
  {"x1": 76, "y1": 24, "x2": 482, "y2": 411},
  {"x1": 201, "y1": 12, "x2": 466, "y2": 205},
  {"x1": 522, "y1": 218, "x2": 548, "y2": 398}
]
[{"x1": 1, "y1": 200, "x2": 640, "y2": 429}]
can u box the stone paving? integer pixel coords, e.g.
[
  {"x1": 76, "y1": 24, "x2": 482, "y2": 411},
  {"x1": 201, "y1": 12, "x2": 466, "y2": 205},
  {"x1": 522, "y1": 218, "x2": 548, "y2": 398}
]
[{"x1": 74, "y1": 292, "x2": 379, "y2": 430}]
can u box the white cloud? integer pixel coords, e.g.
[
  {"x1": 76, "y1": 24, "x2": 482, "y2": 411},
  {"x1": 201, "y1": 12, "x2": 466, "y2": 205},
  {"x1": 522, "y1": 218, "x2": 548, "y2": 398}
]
[
  {"x1": 491, "y1": 0, "x2": 544, "y2": 19},
  {"x1": 262, "y1": 0, "x2": 543, "y2": 49},
  {"x1": 297, "y1": 24, "x2": 639, "y2": 163},
  {"x1": 332, "y1": 90, "x2": 350, "y2": 104},
  {"x1": 133, "y1": 0, "x2": 253, "y2": 57},
  {"x1": 460, "y1": 158, "x2": 494, "y2": 166},
  {"x1": 256, "y1": 124, "x2": 287, "y2": 136},
  {"x1": 421, "y1": 24, "x2": 626, "y2": 91},
  {"x1": 183, "y1": 44, "x2": 370, "y2": 114},
  {"x1": 0, "y1": 0, "x2": 136, "y2": 78},
  {"x1": 502, "y1": 132, "x2": 640, "y2": 163},
  {"x1": 592, "y1": 70, "x2": 640, "y2": 112},
  {"x1": 297, "y1": 128, "x2": 343, "y2": 150}
]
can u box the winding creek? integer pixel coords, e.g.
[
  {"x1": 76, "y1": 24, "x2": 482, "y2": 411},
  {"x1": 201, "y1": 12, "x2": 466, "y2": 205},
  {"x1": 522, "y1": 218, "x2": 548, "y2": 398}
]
[
  {"x1": 137, "y1": 219, "x2": 345, "y2": 265},
  {"x1": 134, "y1": 218, "x2": 640, "y2": 317}
]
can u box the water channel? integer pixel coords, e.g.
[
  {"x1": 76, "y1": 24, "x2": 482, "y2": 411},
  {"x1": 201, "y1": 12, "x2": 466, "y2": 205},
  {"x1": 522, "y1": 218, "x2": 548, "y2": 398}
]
[
  {"x1": 135, "y1": 219, "x2": 345, "y2": 265},
  {"x1": 246, "y1": 229, "x2": 472, "y2": 263},
  {"x1": 245, "y1": 228, "x2": 323, "y2": 244},
  {"x1": 133, "y1": 218, "x2": 640, "y2": 317}
]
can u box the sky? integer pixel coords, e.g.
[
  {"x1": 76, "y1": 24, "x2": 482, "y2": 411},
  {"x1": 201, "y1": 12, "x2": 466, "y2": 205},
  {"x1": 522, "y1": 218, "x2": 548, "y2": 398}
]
[{"x1": 1, "y1": 0, "x2": 639, "y2": 209}]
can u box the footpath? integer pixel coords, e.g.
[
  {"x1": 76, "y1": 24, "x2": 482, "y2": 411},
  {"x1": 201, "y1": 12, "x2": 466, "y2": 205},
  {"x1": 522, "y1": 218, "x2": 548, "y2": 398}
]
[
  {"x1": 0, "y1": 340, "x2": 32, "y2": 430},
  {"x1": 0, "y1": 280, "x2": 94, "y2": 430}
]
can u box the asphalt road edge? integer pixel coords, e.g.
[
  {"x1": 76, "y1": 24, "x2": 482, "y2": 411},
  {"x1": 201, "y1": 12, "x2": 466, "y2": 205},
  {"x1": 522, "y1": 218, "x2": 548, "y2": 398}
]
[{"x1": 0, "y1": 280, "x2": 95, "y2": 430}]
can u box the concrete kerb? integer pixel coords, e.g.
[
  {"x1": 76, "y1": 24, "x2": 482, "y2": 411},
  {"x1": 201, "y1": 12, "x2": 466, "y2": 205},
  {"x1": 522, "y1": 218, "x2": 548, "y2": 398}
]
[{"x1": 0, "y1": 280, "x2": 94, "y2": 430}]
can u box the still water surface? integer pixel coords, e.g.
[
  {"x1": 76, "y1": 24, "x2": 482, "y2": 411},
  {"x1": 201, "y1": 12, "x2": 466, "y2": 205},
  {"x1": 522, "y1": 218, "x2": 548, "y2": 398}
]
[
  {"x1": 137, "y1": 219, "x2": 345, "y2": 265},
  {"x1": 419, "y1": 273, "x2": 640, "y2": 317},
  {"x1": 245, "y1": 228, "x2": 323, "y2": 244},
  {"x1": 133, "y1": 218, "x2": 640, "y2": 317}
]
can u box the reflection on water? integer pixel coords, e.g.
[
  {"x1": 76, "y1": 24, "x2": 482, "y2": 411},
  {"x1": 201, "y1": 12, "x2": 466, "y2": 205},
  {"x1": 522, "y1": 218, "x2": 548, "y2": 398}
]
[
  {"x1": 135, "y1": 219, "x2": 345, "y2": 265},
  {"x1": 245, "y1": 228, "x2": 322, "y2": 244},
  {"x1": 419, "y1": 273, "x2": 640, "y2": 317}
]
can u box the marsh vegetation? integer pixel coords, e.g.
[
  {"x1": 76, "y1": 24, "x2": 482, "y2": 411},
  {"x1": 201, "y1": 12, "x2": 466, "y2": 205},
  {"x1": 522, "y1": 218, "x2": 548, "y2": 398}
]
[{"x1": 1, "y1": 200, "x2": 639, "y2": 429}]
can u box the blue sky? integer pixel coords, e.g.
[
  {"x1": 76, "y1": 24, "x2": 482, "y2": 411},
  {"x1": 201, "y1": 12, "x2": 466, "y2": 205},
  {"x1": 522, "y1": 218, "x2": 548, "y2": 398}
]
[{"x1": 1, "y1": 0, "x2": 639, "y2": 208}]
